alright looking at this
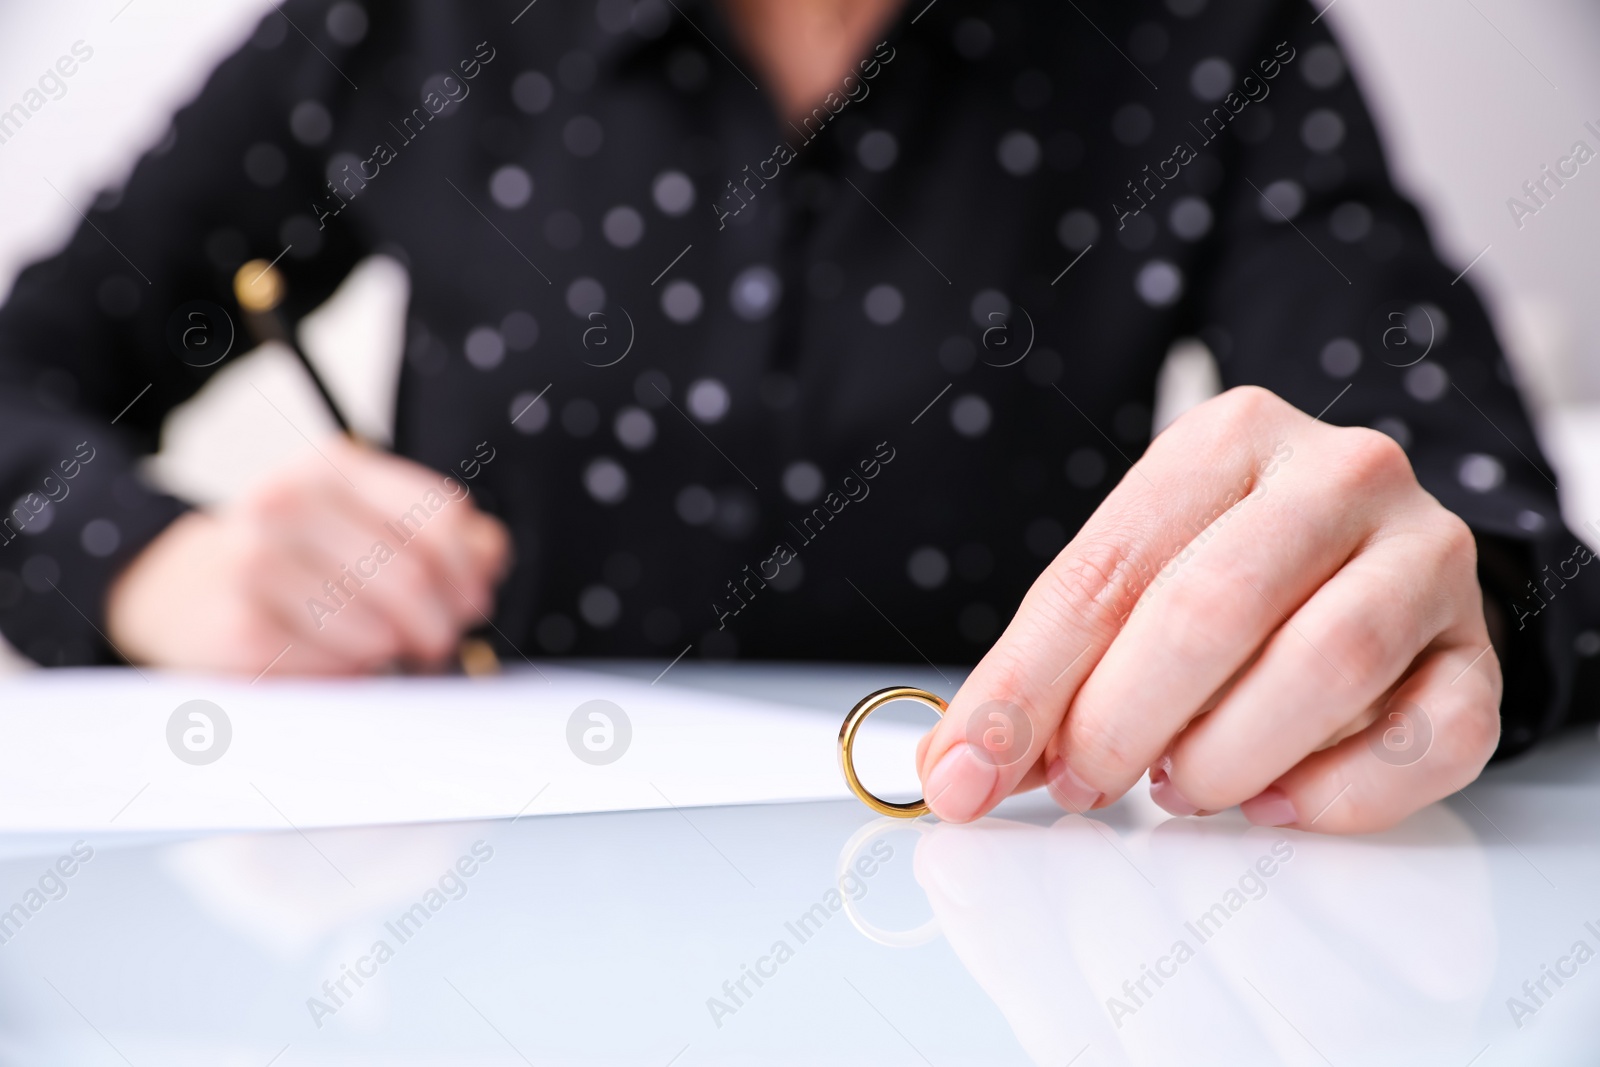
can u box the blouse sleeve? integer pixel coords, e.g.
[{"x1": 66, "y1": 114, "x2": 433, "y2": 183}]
[
  {"x1": 0, "y1": 0, "x2": 371, "y2": 665},
  {"x1": 1185, "y1": 1, "x2": 1592, "y2": 756}
]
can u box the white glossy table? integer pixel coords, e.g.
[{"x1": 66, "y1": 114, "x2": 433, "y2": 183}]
[{"x1": 0, "y1": 662, "x2": 1596, "y2": 1065}]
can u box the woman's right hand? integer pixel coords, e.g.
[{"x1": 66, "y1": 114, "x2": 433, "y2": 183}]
[{"x1": 106, "y1": 437, "x2": 510, "y2": 675}]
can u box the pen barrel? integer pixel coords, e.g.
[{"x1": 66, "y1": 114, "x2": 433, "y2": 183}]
[{"x1": 234, "y1": 262, "x2": 354, "y2": 437}]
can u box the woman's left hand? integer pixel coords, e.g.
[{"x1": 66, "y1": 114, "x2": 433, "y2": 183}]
[{"x1": 914, "y1": 386, "x2": 1502, "y2": 834}]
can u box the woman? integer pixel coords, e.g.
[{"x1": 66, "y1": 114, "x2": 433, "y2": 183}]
[{"x1": 0, "y1": 0, "x2": 1591, "y2": 832}]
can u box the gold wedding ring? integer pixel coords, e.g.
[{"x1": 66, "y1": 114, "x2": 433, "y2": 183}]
[{"x1": 838, "y1": 686, "x2": 947, "y2": 818}]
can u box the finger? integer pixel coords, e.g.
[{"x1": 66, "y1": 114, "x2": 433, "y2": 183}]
[
  {"x1": 461, "y1": 508, "x2": 513, "y2": 581},
  {"x1": 220, "y1": 499, "x2": 407, "y2": 671},
  {"x1": 917, "y1": 387, "x2": 1308, "y2": 822},
  {"x1": 200, "y1": 598, "x2": 326, "y2": 676},
  {"x1": 243, "y1": 485, "x2": 453, "y2": 664},
  {"x1": 268, "y1": 449, "x2": 498, "y2": 657},
  {"x1": 263, "y1": 630, "x2": 373, "y2": 676},
  {"x1": 322, "y1": 440, "x2": 498, "y2": 598},
  {"x1": 1236, "y1": 645, "x2": 1501, "y2": 834},
  {"x1": 308, "y1": 486, "x2": 469, "y2": 662},
  {"x1": 246, "y1": 543, "x2": 409, "y2": 670},
  {"x1": 1050, "y1": 427, "x2": 1417, "y2": 808},
  {"x1": 1163, "y1": 519, "x2": 1480, "y2": 813}
]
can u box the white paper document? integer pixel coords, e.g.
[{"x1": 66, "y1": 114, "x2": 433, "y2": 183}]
[{"x1": 0, "y1": 667, "x2": 928, "y2": 833}]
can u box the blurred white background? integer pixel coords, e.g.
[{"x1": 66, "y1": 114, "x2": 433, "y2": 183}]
[{"x1": 0, "y1": 0, "x2": 1597, "y2": 671}]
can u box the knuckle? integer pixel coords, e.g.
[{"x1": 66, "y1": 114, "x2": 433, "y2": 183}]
[
  {"x1": 1329, "y1": 427, "x2": 1414, "y2": 495},
  {"x1": 1428, "y1": 510, "x2": 1479, "y2": 566},
  {"x1": 422, "y1": 628, "x2": 459, "y2": 660},
  {"x1": 234, "y1": 613, "x2": 287, "y2": 661},
  {"x1": 1217, "y1": 384, "x2": 1283, "y2": 420},
  {"x1": 1432, "y1": 693, "x2": 1501, "y2": 770},
  {"x1": 976, "y1": 652, "x2": 1050, "y2": 733},
  {"x1": 233, "y1": 530, "x2": 282, "y2": 578},
  {"x1": 382, "y1": 554, "x2": 434, "y2": 594},
  {"x1": 1171, "y1": 759, "x2": 1237, "y2": 812},
  {"x1": 1153, "y1": 576, "x2": 1249, "y2": 669},
  {"x1": 1158, "y1": 386, "x2": 1257, "y2": 451},
  {"x1": 454, "y1": 582, "x2": 493, "y2": 620},
  {"x1": 1037, "y1": 539, "x2": 1148, "y2": 642},
  {"x1": 242, "y1": 480, "x2": 305, "y2": 524},
  {"x1": 342, "y1": 618, "x2": 405, "y2": 666},
  {"x1": 479, "y1": 516, "x2": 512, "y2": 562},
  {"x1": 1062, "y1": 705, "x2": 1142, "y2": 785},
  {"x1": 1317, "y1": 611, "x2": 1399, "y2": 685},
  {"x1": 1200, "y1": 385, "x2": 1286, "y2": 436}
]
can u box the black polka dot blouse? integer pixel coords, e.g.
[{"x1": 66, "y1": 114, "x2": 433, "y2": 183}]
[{"x1": 0, "y1": 0, "x2": 1593, "y2": 756}]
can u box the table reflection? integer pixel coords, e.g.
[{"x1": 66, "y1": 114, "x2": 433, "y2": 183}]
[{"x1": 843, "y1": 802, "x2": 1494, "y2": 1065}]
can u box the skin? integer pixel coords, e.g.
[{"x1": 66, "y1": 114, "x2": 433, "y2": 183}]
[
  {"x1": 719, "y1": 0, "x2": 906, "y2": 123},
  {"x1": 915, "y1": 388, "x2": 1503, "y2": 835},
  {"x1": 106, "y1": 437, "x2": 509, "y2": 675}
]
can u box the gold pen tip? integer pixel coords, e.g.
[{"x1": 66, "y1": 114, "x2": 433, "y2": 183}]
[
  {"x1": 233, "y1": 260, "x2": 286, "y2": 312},
  {"x1": 458, "y1": 637, "x2": 502, "y2": 677}
]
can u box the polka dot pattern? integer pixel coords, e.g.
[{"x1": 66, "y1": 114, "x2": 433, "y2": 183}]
[
  {"x1": 863, "y1": 284, "x2": 903, "y2": 325},
  {"x1": 562, "y1": 399, "x2": 599, "y2": 437},
  {"x1": 1168, "y1": 197, "x2": 1213, "y2": 241},
  {"x1": 502, "y1": 311, "x2": 538, "y2": 350},
  {"x1": 580, "y1": 585, "x2": 621, "y2": 627},
  {"x1": 858, "y1": 131, "x2": 898, "y2": 172},
  {"x1": 602, "y1": 205, "x2": 644, "y2": 248},
  {"x1": 1301, "y1": 109, "x2": 1346, "y2": 153},
  {"x1": 729, "y1": 266, "x2": 781, "y2": 321},
  {"x1": 1302, "y1": 44, "x2": 1346, "y2": 89},
  {"x1": 907, "y1": 547, "x2": 949, "y2": 590},
  {"x1": 1190, "y1": 57, "x2": 1233, "y2": 101},
  {"x1": 1330, "y1": 202, "x2": 1372, "y2": 242},
  {"x1": 325, "y1": 2, "x2": 368, "y2": 45},
  {"x1": 512, "y1": 71, "x2": 554, "y2": 113},
  {"x1": 1458, "y1": 454, "x2": 1504, "y2": 492},
  {"x1": 1259, "y1": 180, "x2": 1305, "y2": 222},
  {"x1": 289, "y1": 101, "x2": 332, "y2": 145},
  {"x1": 244, "y1": 143, "x2": 286, "y2": 187},
  {"x1": 509, "y1": 391, "x2": 550, "y2": 433},
  {"x1": 997, "y1": 131, "x2": 1041, "y2": 175},
  {"x1": 661, "y1": 279, "x2": 702, "y2": 323},
  {"x1": 1058, "y1": 209, "x2": 1099, "y2": 250},
  {"x1": 1111, "y1": 105, "x2": 1153, "y2": 146},
  {"x1": 652, "y1": 170, "x2": 694, "y2": 215},
  {"x1": 563, "y1": 116, "x2": 604, "y2": 157},
  {"x1": 464, "y1": 326, "x2": 505, "y2": 370},
  {"x1": 566, "y1": 278, "x2": 605, "y2": 317},
  {"x1": 584, "y1": 457, "x2": 628, "y2": 504},
  {"x1": 1405, "y1": 363, "x2": 1448, "y2": 402},
  {"x1": 9, "y1": 1, "x2": 1569, "y2": 705},
  {"x1": 1136, "y1": 260, "x2": 1183, "y2": 306},
  {"x1": 686, "y1": 378, "x2": 729, "y2": 423},
  {"x1": 80, "y1": 519, "x2": 119, "y2": 558},
  {"x1": 782, "y1": 462, "x2": 823, "y2": 503},
  {"x1": 614, "y1": 407, "x2": 656, "y2": 451},
  {"x1": 1320, "y1": 337, "x2": 1361, "y2": 378},
  {"x1": 950, "y1": 395, "x2": 992, "y2": 437},
  {"x1": 489, "y1": 165, "x2": 533, "y2": 209}
]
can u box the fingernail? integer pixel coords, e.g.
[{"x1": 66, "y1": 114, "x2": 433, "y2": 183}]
[
  {"x1": 1148, "y1": 766, "x2": 1202, "y2": 817},
  {"x1": 1046, "y1": 758, "x2": 1102, "y2": 814},
  {"x1": 1241, "y1": 787, "x2": 1298, "y2": 827},
  {"x1": 924, "y1": 744, "x2": 998, "y2": 823}
]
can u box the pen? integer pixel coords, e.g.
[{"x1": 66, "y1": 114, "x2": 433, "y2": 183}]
[{"x1": 232, "y1": 259, "x2": 502, "y2": 677}]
